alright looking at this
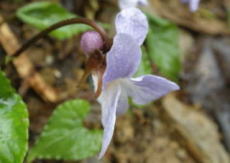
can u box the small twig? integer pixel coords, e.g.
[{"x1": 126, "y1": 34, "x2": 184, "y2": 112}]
[{"x1": 0, "y1": 15, "x2": 59, "y2": 102}]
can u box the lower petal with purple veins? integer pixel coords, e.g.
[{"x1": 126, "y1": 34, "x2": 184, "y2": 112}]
[{"x1": 97, "y1": 83, "x2": 121, "y2": 158}]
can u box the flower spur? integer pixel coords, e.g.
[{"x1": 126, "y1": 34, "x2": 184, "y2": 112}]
[{"x1": 80, "y1": 8, "x2": 179, "y2": 158}]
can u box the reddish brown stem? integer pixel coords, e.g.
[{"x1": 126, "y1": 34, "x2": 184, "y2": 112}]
[{"x1": 11, "y1": 18, "x2": 109, "y2": 57}]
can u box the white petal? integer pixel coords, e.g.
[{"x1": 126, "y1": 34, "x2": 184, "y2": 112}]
[{"x1": 98, "y1": 83, "x2": 121, "y2": 158}]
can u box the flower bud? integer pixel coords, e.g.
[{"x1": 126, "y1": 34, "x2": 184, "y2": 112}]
[{"x1": 80, "y1": 31, "x2": 104, "y2": 55}]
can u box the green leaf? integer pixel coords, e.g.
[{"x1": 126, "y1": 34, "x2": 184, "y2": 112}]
[
  {"x1": 135, "y1": 47, "x2": 152, "y2": 76},
  {"x1": 0, "y1": 73, "x2": 14, "y2": 98},
  {"x1": 28, "y1": 99, "x2": 102, "y2": 162},
  {"x1": 16, "y1": 2, "x2": 91, "y2": 40},
  {"x1": 146, "y1": 14, "x2": 181, "y2": 81},
  {"x1": 0, "y1": 71, "x2": 29, "y2": 163}
]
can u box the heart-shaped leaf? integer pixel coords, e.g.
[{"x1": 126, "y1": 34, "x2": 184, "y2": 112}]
[
  {"x1": 28, "y1": 99, "x2": 102, "y2": 162},
  {"x1": 0, "y1": 71, "x2": 29, "y2": 163}
]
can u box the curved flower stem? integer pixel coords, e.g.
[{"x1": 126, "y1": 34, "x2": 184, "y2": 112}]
[{"x1": 12, "y1": 17, "x2": 110, "y2": 57}]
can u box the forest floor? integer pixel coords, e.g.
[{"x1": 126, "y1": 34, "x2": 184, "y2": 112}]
[{"x1": 0, "y1": 0, "x2": 230, "y2": 162}]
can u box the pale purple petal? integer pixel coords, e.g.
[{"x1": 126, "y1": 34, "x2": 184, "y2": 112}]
[
  {"x1": 189, "y1": 0, "x2": 200, "y2": 12},
  {"x1": 103, "y1": 33, "x2": 141, "y2": 88},
  {"x1": 125, "y1": 75, "x2": 179, "y2": 105},
  {"x1": 115, "y1": 8, "x2": 148, "y2": 46},
  {"x1": 98, "y1": 84, "x2": 121, "y2": 158}
]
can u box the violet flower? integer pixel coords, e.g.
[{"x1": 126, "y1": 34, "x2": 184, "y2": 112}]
[
  {"x1": 81, "y1": 8, "x2": 179, "y2": 158},
  {"x1": 119, "y1": 0, "x2": 148, "y2": 9},
  {"x1": 181, "y1": 0, "x2": 200, "y2": 12},
  {"x1": 98, "y1": 8, "x2": 179, "y2": 158}
]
